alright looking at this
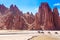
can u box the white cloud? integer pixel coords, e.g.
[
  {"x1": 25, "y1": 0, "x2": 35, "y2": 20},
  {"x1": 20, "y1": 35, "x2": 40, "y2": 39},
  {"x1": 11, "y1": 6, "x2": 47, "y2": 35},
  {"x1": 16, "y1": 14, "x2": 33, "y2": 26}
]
[{"x1": 54, "y1": 3, "x2": 60, "y2": 6}]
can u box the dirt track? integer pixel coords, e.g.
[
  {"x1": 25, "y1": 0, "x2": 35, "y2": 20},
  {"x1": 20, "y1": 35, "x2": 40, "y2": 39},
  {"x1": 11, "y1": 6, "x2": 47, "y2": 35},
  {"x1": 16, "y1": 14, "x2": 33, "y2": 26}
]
[{"x1": 0, "y1": 30, "x2": 60, "y2": 40}]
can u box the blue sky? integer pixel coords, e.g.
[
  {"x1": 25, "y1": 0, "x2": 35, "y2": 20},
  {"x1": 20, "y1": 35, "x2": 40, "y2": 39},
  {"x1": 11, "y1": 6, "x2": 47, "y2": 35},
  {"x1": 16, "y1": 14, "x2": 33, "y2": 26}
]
[{"x1": 0, "y1": 0, "x2": 60, "y2": 15}]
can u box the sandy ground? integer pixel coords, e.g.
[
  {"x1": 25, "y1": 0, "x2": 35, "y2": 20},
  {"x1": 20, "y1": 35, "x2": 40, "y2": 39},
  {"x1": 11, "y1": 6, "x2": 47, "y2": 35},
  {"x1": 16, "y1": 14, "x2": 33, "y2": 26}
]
[{"x1": 0, "y1": 30, "x2": 60, "y2": 40}]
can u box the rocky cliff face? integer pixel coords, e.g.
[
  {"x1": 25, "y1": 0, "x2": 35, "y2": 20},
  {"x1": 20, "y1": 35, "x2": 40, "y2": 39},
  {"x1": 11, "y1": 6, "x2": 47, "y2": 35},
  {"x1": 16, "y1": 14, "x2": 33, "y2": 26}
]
[
  {"x1": 0, "y1": 4, "x2": 8, "y2": 14},
  {"x1": 38, "y1": 2, "x2": 55, "y2": 30},
  {"x1": 0, "y1": 2, "x2": 60, "y2": 30},
  {"x1": 53, "y1": 7, "x2": 60, "y2": 30},
  {"x1": 34, "y1": 13, "x2": 42, "y2": 30}
]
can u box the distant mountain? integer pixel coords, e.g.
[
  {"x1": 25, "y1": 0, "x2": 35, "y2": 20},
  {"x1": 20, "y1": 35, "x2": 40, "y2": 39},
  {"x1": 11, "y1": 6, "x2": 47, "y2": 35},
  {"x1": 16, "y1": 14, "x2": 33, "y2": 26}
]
[{"x1": 0, "y1": 2, "x2": 60, "y2": 30}]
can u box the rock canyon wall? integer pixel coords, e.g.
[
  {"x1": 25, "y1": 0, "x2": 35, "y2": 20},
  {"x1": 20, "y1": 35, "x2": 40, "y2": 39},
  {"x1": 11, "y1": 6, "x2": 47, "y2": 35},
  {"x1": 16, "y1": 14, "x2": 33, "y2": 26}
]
[{"x1": 0, "y1": 3, "x2": 60, "y2": 30}]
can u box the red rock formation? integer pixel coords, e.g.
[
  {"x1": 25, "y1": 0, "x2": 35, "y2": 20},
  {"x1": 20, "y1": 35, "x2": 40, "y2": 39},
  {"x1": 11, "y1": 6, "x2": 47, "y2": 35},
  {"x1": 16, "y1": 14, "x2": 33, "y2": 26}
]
[
  {"x1": 0, "y1": 9, "x2": 12, "y2": 30},
  {"x1": 0, "y1": 13, "x2": 5, "y2": 29},
  {"x1": 0, "y1": 4, "x2": 8, "y2": 14},
  {"x1": 4, "y1": 9, "x2": 13, "y2": 30},
  {"x1": 5, "y1": 14, "x2": 13, "y2": 30},
  {"x1": 53, "y1": 7, "x2": 60, "y2": 30},
  {"x1": 0, "y1": 3, "x2": 60, "y2": 30},
  {"x1": 38, "y1": 2, "x2": 55, "y2": 30},
  {"x1": 23, "y1": 12, "x2": 35, "y2": 30},
  {"x1": 10, "y1": 4, "x2": 22, "y2": 15},
  {"x1": 34, "y1": 13, "x2": 42, "y2": 30},
  {"x1": 9, "y1": 4, "x2": 24, "y2": 30},
  {"x1": 24, "y1": 12, "x2": 35, "y2": 24}
]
